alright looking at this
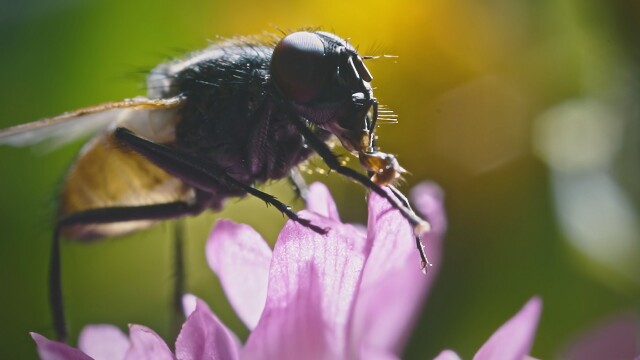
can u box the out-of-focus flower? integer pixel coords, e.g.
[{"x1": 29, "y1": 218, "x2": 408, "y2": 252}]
[
  {"x1": 434, "y1": 297, "x2": 542, "y2": 360},
  {"x1": 31, "y1": 182, "x2": 446, "y2": 360},
  {"x1": 559, "y1": 312, "x2": 640, "y2": 360}
]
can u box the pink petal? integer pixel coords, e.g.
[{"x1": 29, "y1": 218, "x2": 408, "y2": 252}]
[
  {"x1": 410, "y1": 182, "x2": 447, "y2": 236},
  {"x1": 175, "y1": 298, "x2": 240, "y2": 360},
  {"x1": 78, "y1": 325, "x2": 129, "y2": 360},
  {"x1": 30, "y1": 332, "x2": 92, "y2": 360},
  {"x1": 434, "y1": 350, "x2": 463, "y2": 360},
  {"x1": 473, "y1": 297, "x2": 542, "y2": 360},
  {"x1": 306, "y1": 182, "x2": 341, "y2": 221},
  {"x1": 560, "y1": 312, "x2": 640, "y2": 360},
  {"x1": 358, "y1": 347, "x2": 401, "y2": 360},
  {"x1": 244, "y1": 265, "x2": 331, "y2": 359},
  {"x1": 182, "y1": 294, "x2": 198, "y2": 318},
  {"x1": 124, "y1": 325, "x2": 173, "y2": 360},
  {"x1": 242, "y1": 211, "x2": 367, "y2": 359},
  {"x1": 350, "y1": 184, "x2": 445, "y2": 355},
  {"x1": 206, "y1": 219, "x2": 272, "y2": 330}
]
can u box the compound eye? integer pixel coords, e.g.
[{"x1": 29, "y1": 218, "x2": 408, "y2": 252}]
[{"x1": 271, "y1": 32, "x2": 328, "y2": 103}]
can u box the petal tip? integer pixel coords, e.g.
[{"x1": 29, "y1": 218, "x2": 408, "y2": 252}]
[
  {"x1": 182, "y1": 293, "x2": 198, "y2": 317},
  {"x1": 29, "y1": 332, "x2": 45, "y2": 343},
  {"x1": 522, "y1": 296, "x2": 543, "y2": 319},
  {"x1": 435, "y1": 350, "x2": 463, "y2": 360},
  {"x1": 307, "y1": 182, "x2": 341, "y2": 221},
  {"x1": 473, "y1": 297, "x2": 543, "y2": 360}
]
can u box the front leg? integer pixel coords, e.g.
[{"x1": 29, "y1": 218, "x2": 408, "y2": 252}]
[
  {"x1": 114, "y1": 127, "x2": 326, "y2": 234},
  {"x1": 290, "y1": 117, "x2": 431, "y2": 270},
  {"x1": 388, "y1": 184, "x2": 432, "y2": 272},
  {"x1": 290, "y1": 118, "x2": 429, "y2": 233}
]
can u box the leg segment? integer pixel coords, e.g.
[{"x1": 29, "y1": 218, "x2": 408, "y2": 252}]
[
  {"x1": 114, "y1": 127, "x2": 326, "y2": 234},
  {"x1": 388, "y1": 185, "x2": 431, "y2": 272},
  {"x1": 289, "y1": 117, "x2": 429, "y2": 234},
  {"x1": 171, "y1": 220, "x2": 186, "y2": 339},
  {"x1": 52, "y1": 199, "x2": 209, "y2": 341}
]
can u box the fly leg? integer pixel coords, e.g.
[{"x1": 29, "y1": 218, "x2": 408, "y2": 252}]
[
  {"x1": 171, "y1": 219, "x2": 186, "y2": 340},
  {"x1": 52, "y1": 196, "x2": 212, "y2": 342},
  {"x1": 114, "y1": 127, "x2": 326, "y2": 234},
  {"x1": 388, "y1": 185, "x2": 432, "y2": 272},
  {"x1": 290, "y1": 117, "x2": 429, "y2": 235},
  {"x1": 291, "y1": 117, "x2": 431, "y2": 270}
]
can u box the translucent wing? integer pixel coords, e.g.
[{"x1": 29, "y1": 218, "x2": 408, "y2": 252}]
[{"x1": 0, "y1": 96, "x2": 186, "y2": 148}]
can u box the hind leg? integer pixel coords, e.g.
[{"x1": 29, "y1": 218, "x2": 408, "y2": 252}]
[{"x1": 52, "y1": 198, "x2": 210, "y2": 341}]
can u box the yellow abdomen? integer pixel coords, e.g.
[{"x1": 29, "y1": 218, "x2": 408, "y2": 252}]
[{"x1": 60, "y1": 132, "x2": 194, "y2": 239}]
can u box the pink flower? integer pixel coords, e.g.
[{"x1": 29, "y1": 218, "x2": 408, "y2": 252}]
[
  {"x1": 434, "y1": 297, "x2": 543, "y2": 360},
  {"x1": 31, "y1": 182, "x2": 446, "y2": 360},
  {"x1": 559, "y1": 312, "x2": 640, "y2": 360}
]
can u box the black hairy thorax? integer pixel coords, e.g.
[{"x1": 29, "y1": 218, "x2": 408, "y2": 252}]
[{"x1": 149, "y1": 40, "x2": 330, "y2": 187}]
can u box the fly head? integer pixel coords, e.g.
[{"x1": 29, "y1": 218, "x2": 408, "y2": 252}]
[
  {"x1": 270, "y1": 31, "x2": 378, "y2": 154},
  {"x1": 270, "y1": 31, "x2": 404, "y2": 185}
]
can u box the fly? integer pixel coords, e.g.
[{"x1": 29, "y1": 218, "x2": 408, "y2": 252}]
[{"x1": 0, "y1": 30, "x2": 431, "y2": 341}]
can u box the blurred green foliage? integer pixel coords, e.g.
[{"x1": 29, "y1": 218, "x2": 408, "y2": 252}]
[{"x1": 0, "y1": 0, "x2": 638, "y2": 358}]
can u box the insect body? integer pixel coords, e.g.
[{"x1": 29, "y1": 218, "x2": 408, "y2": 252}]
[{"x1": 0, "y1": 31, "x2": 430, "y2": 341}]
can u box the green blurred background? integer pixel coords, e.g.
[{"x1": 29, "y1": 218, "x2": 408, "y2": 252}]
[{"x1": 1, "y1": 0, "x2": 639, "y2": 358}]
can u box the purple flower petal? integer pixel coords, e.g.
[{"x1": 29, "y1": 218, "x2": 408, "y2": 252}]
[
  {"x1": 78, "y1": 325, "x2": 129, "y2": 360},
  {"x1": 242, "y1": 211, "x2": 367, "y2": 359},
  {"x1": 358, "y1": 347, "x2": 401, "y2": 360},
  {"x1": 182, "y1": 293, "x2": 198, "y2": 318},
  {"x1": 175, "y1": 297, "x2": 240, "y2": 360},
  {"x1": 560, "y1": 312, "x2": 640, "y2": 360},
  {"x1": 410, "y1": 182, "x2": 447, "y2": 235},
  {"x1": 350, "y1": 185, "x2": 445, "y2": 355},
  {"x1": 306, "y1": 182, "x2": 341, "y2": 221},
  {"x1": 206, "y1": 219, "x2": 272, "y2": 330},
  {"x1": 434, "y1": 350, "x2": 463, "y2": 360},
  {"x1": 31, "y1": 333, "x2": 92, "y2": 360},
  {"x1": 123, "y1": 325, "x2": 173, "y2": 360},
  {"x1": 473, "y1": 297, "x2": 542, "y2": 360},
  {"x1": 243, "y1": 264, "x2": 332, "y2": 359}
]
